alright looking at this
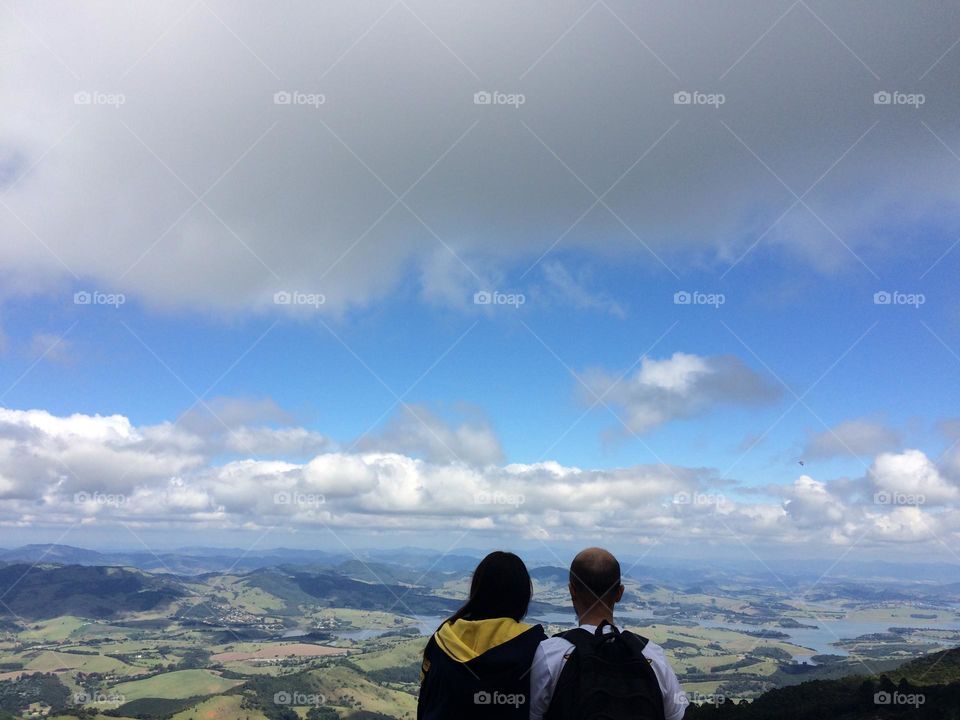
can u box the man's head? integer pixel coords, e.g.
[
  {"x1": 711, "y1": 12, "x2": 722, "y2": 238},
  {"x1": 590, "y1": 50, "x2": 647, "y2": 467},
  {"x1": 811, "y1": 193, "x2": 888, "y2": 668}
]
[{"x1": 568, "y1": 547, "x2": 624, "y2": 620}]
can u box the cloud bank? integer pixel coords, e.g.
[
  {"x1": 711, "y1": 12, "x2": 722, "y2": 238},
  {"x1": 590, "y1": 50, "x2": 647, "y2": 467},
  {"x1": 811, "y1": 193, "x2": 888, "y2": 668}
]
[
  {"x1": 2, "y1": 1, "x2": 960, "y2": 314},
  {"x1": 1, "y1": 405, "x2": 958, "y2": 555}
]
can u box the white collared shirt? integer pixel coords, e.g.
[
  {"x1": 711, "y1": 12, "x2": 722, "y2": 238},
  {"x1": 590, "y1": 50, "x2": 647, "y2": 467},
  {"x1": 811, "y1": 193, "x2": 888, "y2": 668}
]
[{"x1": 529, "y1": 623, "x2": 689, "y2": 720}]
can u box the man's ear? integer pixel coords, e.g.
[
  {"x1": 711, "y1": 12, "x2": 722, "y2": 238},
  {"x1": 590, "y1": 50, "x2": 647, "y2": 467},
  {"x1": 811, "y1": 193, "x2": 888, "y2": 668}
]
[
  {"x1": 568, "y1": 581, "x2": 577, "y2": 604},
  {"x1": 614, "y1": 584, "x2": 624, "y2": 603}
]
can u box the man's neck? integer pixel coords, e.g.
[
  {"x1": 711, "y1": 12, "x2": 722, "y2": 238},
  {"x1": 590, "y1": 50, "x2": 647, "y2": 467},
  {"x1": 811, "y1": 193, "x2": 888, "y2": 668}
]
[{"x1": 577, "y1": 609, "x2": 615, "y2": 627}]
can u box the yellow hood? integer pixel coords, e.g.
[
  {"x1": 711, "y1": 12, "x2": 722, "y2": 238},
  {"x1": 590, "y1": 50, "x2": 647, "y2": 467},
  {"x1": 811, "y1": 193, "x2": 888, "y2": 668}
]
[{"x1": 435, "y1": 617, "x2": 532, "y2": 662}]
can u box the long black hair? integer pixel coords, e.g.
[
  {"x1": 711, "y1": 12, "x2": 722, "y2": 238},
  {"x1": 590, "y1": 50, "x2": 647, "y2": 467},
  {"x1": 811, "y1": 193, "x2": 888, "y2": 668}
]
[{"x1": 448, "y1": 551, "x2": 532, "y2": 623}]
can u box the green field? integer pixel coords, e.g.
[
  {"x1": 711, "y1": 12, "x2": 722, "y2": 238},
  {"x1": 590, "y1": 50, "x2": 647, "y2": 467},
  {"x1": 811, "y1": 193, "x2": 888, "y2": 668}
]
[
  {"x1": 170, "y1": 694, "x2": 268, "y2": 720},
  {"x1": 111, "y1": 669, "x2": 243, "y2": 701},
  {"x1": 351, "y1": 638, "x2": 424, "y2": 672},
  {"x1": 19, "y1": 616, "x2": 88, "y2": 642},
  {"x1": 23, "y1": 649, "x2": 135, "y2": 674}
]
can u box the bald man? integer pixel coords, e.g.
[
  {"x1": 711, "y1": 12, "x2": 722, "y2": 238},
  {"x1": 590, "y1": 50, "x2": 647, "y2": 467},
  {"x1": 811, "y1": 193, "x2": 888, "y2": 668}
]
[{"x1": 530, "y1": 548, "x2": 688, "y2": 720}]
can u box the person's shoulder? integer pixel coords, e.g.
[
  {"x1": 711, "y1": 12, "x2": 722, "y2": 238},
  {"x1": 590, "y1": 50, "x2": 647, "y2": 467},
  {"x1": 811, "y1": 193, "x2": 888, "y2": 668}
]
[
  {"x1": 526, "y1": 622, "x2": 549, "y2": 639},
  {"x1": 539, "y1": 633, "x2": 574, "y2": 649},
  {"x1": 620, "y1": 631, "x2": 670, "y2": 663},
  {"x1": 536, "y1": 633, "x2": 575, "y2": 661},
  {"x1": 630, "y1": 634, "x2": 666, "y2": 657}
]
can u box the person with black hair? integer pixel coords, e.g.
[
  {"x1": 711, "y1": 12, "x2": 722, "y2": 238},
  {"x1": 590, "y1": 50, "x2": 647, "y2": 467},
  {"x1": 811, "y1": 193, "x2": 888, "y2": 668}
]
[
  {"x1": 417, "y1": 550, "x2": 547, "y2": 719},
  {"x1": 530, "y1": 547, "x2": 688, "y2": 720}
]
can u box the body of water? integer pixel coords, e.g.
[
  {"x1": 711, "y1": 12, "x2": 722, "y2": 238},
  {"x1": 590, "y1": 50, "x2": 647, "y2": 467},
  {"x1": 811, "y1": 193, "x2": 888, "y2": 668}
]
[
  {"x1": 703, "y1": 618, "x2": 960, "y2": 658},
  {"x1": 325, "y1": 610, "x2": 960, "y2": 662}
]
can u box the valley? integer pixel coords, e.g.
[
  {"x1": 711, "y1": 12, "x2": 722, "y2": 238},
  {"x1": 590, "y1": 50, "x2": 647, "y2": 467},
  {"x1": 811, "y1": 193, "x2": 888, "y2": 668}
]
[{"x1": 1, "y1": 546, "x2": 959, "y2": 718}]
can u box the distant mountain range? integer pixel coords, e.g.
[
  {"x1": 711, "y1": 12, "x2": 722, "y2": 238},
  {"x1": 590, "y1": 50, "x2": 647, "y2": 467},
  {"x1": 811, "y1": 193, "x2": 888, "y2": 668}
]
[
  {"x1": 0, "y1": 544, "x2": 485, "y2": 575},
  {"x1": 0, "y1": 551, "x2": 568, "y2": 623},
  {"x1": 2, "y1": 544, "x2": 960, "y2": 607}
]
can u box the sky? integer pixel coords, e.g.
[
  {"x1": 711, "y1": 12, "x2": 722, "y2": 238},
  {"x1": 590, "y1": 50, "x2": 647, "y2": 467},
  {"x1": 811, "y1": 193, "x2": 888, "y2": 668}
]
[{"x1": 1, "y1": 0, "x2": 960, "y2": 563}]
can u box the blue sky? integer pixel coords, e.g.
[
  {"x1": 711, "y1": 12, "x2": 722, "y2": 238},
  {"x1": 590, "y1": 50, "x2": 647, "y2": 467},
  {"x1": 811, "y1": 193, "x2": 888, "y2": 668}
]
[
  {"x1": 4, "y1": 250, "x2": 957, "y2": 475},
  {"x1": 2, "y1": 0, "x2": 960, "y2": 559}
]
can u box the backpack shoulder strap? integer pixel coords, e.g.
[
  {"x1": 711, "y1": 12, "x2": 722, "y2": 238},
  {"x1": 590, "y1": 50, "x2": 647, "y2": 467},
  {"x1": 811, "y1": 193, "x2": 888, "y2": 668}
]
[
  {"x1": 620, "y1": 630, "x2": 650, "y2": 653},
  {"x1": 556, "y1": 626, "x2": 597, "y2": 646}
]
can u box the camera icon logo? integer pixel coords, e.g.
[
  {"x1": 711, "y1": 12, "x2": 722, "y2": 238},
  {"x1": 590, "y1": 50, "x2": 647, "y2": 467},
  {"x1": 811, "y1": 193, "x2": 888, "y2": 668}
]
[
  {"x1": 474, "y1": 290, "x2": 492, "y2": 305},
  {"x1": 873, "y1": 291, "x2": 891, "y2": 305},
  {"x1": 274, "y1": 91, "x2": 292, "y2": 105},
  {"x1": 673, "y1": 91, "x2": 692, "y2": 105},
  {"x1": 74, "y1": 290, "x2": 92, "y2": 305},
  {"x1": 873, "y1": 91, "x2": 892, "y2": 105},
  {"x1": 874, "y1": 691, "x2": 891, "y2": 705},
  {"x1": 274, "y1": 291, "x2": 292, "y2": 305},
  {"x1": 474, "y1": 691, "x2": 492, "y2": 705},
  {"x1": 673, "y1": 290, "x2": 691, "y2": 305},
  {"x1": 474, "y1": 91, "x2": 492, "y2": 105}
]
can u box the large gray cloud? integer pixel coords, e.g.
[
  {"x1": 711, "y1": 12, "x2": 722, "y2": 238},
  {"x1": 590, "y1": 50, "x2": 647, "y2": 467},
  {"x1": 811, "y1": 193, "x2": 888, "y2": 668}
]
[{"x1": 2, "y1": 1, "x2": 959, "y2": 314}]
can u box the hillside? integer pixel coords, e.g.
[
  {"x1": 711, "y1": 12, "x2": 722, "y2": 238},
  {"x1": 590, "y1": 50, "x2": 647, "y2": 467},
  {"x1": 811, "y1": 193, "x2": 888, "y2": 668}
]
[
  {"x1": 0, "y1": 564, "x2": 185, "y2": 620},
  {"x1": 895, "y1": 646, "x2": 960, "y2": 686},
  {"x1": 686, "y1": 647, "x2": 960, "y2": 720},
  {"x1": 239, "y1": 567, "x2": 462, "y2": 615}
]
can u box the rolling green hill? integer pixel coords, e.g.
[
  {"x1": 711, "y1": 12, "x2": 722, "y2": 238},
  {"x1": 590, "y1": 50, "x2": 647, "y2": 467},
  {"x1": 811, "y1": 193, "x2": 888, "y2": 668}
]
[{"x1": 239, "y1": 567, "x2": 461, "y2": 615}]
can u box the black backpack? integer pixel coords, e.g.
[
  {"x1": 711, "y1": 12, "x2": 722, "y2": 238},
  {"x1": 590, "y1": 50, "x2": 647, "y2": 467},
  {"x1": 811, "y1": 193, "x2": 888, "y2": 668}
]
[{"x1": 544, "y1": 621, "x2": 666, "y2": 720}]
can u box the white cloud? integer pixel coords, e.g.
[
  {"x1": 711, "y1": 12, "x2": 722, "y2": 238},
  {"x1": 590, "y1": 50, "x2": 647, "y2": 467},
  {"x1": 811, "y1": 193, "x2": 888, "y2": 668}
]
[
  {"x1": 25, "y1": 332, "x2": 74, "y2": 365},
  {"x1": 580, "y1": 352, "x2": 781, "y2": 433},
  {"x1": 782, "y1": 475, "x2": 847, "y2": 531},
  {"x1": 222, "y1": 426, "x2": 331, "y2": 458},
  {"x1": 356, "y1": 404, "x2": 503, "y2": 465},
  {"x1": 178, "y1": 397, "x2": 332, "y2": 459},
  {"x1": 1, "y1": 2, "x2": 959, "y2": 313},
  {"x1": 179, "y1": 397, "x2": 295, "y2": 435},
  {"x1": 804, "y1": 418, "x2": 900, "y2": 459},
  {"x1": 537, "y1": 262, "x2": 626, "y2": 317},
  {"x1": 868, "y1": 449, "x2": 960, "y2": 505},
  {"x1": 867, "y1": 506, "x2": 938, "y2": 544},
  {"x1": 1, "y1": 405, "x2": 959, "y2": 555}
]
